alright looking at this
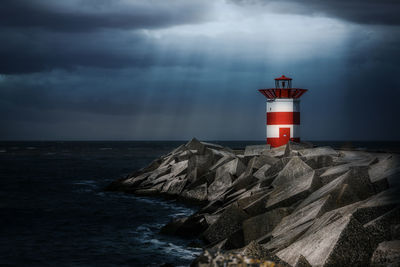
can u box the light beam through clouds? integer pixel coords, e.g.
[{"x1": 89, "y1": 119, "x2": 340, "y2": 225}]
[{"x1": 0, "y1": 0, "x2": 399, "y2": 140}]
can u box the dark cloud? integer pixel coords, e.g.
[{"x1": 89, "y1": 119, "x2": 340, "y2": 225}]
[
  {"x1": 0, "y1": 28, "x2": 158, "y2": 74},
  {"x1": 230, "y1": 0, "x2": 400, "y2": 25},
  {"x1": 0, "y1": 0, "x2": 212, "y2": 32},
  {"x1": 0, "y1": 0, "x2": 399, "y2": 140}
]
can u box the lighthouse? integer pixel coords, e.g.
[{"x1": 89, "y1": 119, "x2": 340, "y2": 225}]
[{"x1": 258, "y1": 75, "x2": 308, "y2": 147}]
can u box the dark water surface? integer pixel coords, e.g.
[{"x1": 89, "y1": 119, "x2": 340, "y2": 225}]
[{"x1": 0, "y1": 141, "x2": 399, "y2": 267}]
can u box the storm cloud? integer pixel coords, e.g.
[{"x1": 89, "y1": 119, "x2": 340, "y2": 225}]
[{"x1": 0, "y1": 0, "x2": 399, "y2": 140}]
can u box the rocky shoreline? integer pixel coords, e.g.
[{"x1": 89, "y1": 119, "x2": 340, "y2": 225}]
[{"x1": 107, "y1": 138, "x2": 400, "y2": 266}]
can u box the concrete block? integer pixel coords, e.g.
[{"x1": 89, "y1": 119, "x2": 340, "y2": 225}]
[
  {"x1": 370, "y1": 240, "x2": 400, "y2": 267},
  {"x1": 266, "y1": 170, "x2": 319, "y2": 211},
  {"x1": 188, "y1": 153, "x2": 214, "y2": 177},
  {"x1": 185, "y1": 137, "x2": 206, "y2": 154},
  {"x1": 242, "y1": 208, "x2": 291, "y2": 245},
  {"x1": 244, "y1": 144, "x2": 271, "y2": 156},
  {"x1": 320, "y1": 161, "x2": 368, "y2": 185},
  {"x1": 161, "y1": 175, "x2": 187, "y2": 195},
  {"x1": 296, "y1": 166, "x2": 375, "y2": 211},
  {"x1": 272, "y1": 157, "x2": 314, "y2": 187},
  {"x1": 253, "y1": 164, "x2": 272, "y2": 181},
  {"x1": 170, "y1": 160, "x2": 188, "y2": 177},
  {"x1": 208, "y1": 173, "x2": 233, "y2": 201},
  {"x1": 181, "y1": 183, "x2": 208, "y2": 202},
  {"x1": 298, "y1": 146, "x2": 339, "y2": 157},
  {"x1": 202, "y1": 204, "x2": 249, "y2": 244},
  {"x1": 364, "y1": 207, "x2": 400, "y2": 243},
  {"x1": 271, "y1": 195, "x2": 334, "y2": 237},
  {"x1": 302, "y1": 155, "x2": 334, "y2": 169},
  {"x1": 215, "y1": 158, "x2": 246, "y2": 179},
  {"x1": 276, "y1": 214, "x2": 375, "y2": 267}
]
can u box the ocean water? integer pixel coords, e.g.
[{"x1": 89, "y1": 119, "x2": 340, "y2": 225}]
[{"x1": 0, "y1": 140, "x2": 399, "y2": 267}]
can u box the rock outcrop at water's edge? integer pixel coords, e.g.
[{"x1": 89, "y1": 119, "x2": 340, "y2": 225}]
[{"x1": 106, "y1": 138, "x2": 400, "y2": 266}]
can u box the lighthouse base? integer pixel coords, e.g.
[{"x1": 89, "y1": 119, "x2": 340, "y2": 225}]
[{"x1": 267, "y1": 137, "x2": 300, "y2": 148}]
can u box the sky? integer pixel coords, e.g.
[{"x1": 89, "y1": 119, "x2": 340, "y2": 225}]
[{"x1": 0, "y1": 0, "x2": 399, "y2": 141}]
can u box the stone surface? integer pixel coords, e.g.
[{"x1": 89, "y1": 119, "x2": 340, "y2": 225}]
[
  {"x1": 107, "y1": 140, "x2": 400, "y2": 266},
  {"x1": 296, "y1": 166, "x2": 375, "y2": 211},
  {"x1": 253, "y1": 164, "x2": 272, "y2": 181},
  {"x1": 185, "y1": 138, "x2": 206, "y2": 154},
  {"x1": 215, "y1": 158, "x2": 246, "y2": 179},
  {"x1": 207, "y1": 173, "x2": 233, "y2": 201},
  {"x1": 161, "y1": 175, "x2": 187, "y2": 195},
  {"x1": 370, "y1": 240, "x2": 400, "y2": 267},
  {"x1": 302, "y1": 155, "x2": 334, "y2": 169},
  {"x1": 319, "y1": 160, "x2": 368, "y2": 185},
  {"x1": 181, "y1": 183, "x2": 208, "y2": 202},
  {"x1": 276, "y1": 214, "x2": 375, "y2": 267},
  {"x1": 188, "y1": 153, "x2": 214, "y2": 177},
  {"x1": 202, "y1": 204, "x2": 249, "y2": 244},
  {"x1": 364, "y1": 207, "x2": 400, "y2": 243},
  {"x1": 272, "y1": 194, "x2": 334, "y2": 237},
  {"x1": 243, "y1": 193, "x2": 271, "y2": 216},
  {"x1": 266, "y1": 170, "x2": 319, "y2": 211},
  {"x1": 272, "y1": 157, "x2": 314, "y2": 187},
  {"x1": 244, "y1": 144, "x2": 271, "y2": 156},
  {"x1": 243, "y1": 208, "x2": 291, "y2": 245},
  {"x1": 298, "y1": 146, "x2": 339, "y2": 158}
]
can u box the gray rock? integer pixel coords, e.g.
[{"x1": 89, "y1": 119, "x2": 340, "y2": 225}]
[
  {"x1": 302, "y1": 155, "x2": 334, "y2": 169},
  {"x1": 262, "y1": 220, "x2": 314, "y2": 252},
  {"x1": 181, "y1": 183, "x2": 208, "y2": 202},
  {"x1": 231, "y1": 172, "x2": 258, "y2": 191},
  {"x1": 296, "y1": 166, "x2": 375, "y2": 211},
  {"x1": 263, "y1": 145, "x2": 287, "y2": 158},
  {"x1": 237, "y1": 191, "x2": 268, "y2": 209},
  {"x1": 243, "y1": 193, "x2": 271, "y2": 216},
  {"x1": 210, "y1": 155, "x2": 235, "y2": 172},
  {"x1": 294, "y1": 255, "x2": 312, "y2": 267},
  {"x1": 264, "y1": 159, "x2": 287, "y2": 179},
  {"x1": 188, "y1": 152, "x2": 214, "y2": 177},
  {"x1": 276, "y1": 213, "x2": 375, "y2": 267},
  {"x1": 253, "y1": 164, "x2": 272, "y2": 181},
  {"x1": 202, "y1": 204, "x2": 249, "y2": 244},
  {"x1": 215, "y1": 158, "x2": 246, "y2": 180},
  {"x1": 120, "y1": 172, "x2": 150, "y2": 188},
  {"x1": 298, "y1": 146, "x2": 339, "y2": 158},
  {"x1": 271, "y1": 194, "x2": 334, "y2": 237},
  {"x1": 185, "y1": 137, "x2": 206, "y2": 154},
  {"x1": 208, "y1": 173, "x2": 233, "y2": 201},
  {"x1": 170, "y1": 160, "x2": 188, "y2": 177},
  {"x1": 364, "y1": 207, "x2": 400, "y2": 243},
  {"x1": 143, "y1": 172, "x2": 174, "y2": 187},
  {"x1": 266, "y1": 170, "x2": 320, "y2": 211},
  {"x1": 244, "y1": 144, "x2": 270, "y2": 156},
  {"x1": 161, "y1": 175, "x2": 187, "y2": 195},
  {"x1": 242, "y1": 208, "x2": 291, "y2": 245},
  {"x1": 272, "y1": 157, "x2": 314, "y2": 187},
  {"x1": 319, "y1": 160, "x2": 369, "y2": 185},
  {"x1": 370, "y1": 240, "x2": 400, "y2": 267},
  {"x1": 147, "y1": 165, "x2": 171, "y2": 181}
]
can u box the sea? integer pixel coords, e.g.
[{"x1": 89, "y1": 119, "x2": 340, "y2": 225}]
[{"x1": 0, "y1": 141, "x2": 399, "y2": 267}]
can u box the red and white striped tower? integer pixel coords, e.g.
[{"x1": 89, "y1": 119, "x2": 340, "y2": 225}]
[{"x1": 258, "y1": 75, "x2": 308, "y2": 147}]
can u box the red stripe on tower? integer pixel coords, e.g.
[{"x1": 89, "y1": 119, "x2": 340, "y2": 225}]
[
  {"x1": 258, "y1": 75, "x2": 308, "y2": 147},
  {"x1": 266, "y1": 112, "x2": 300, "y2": 125}
]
